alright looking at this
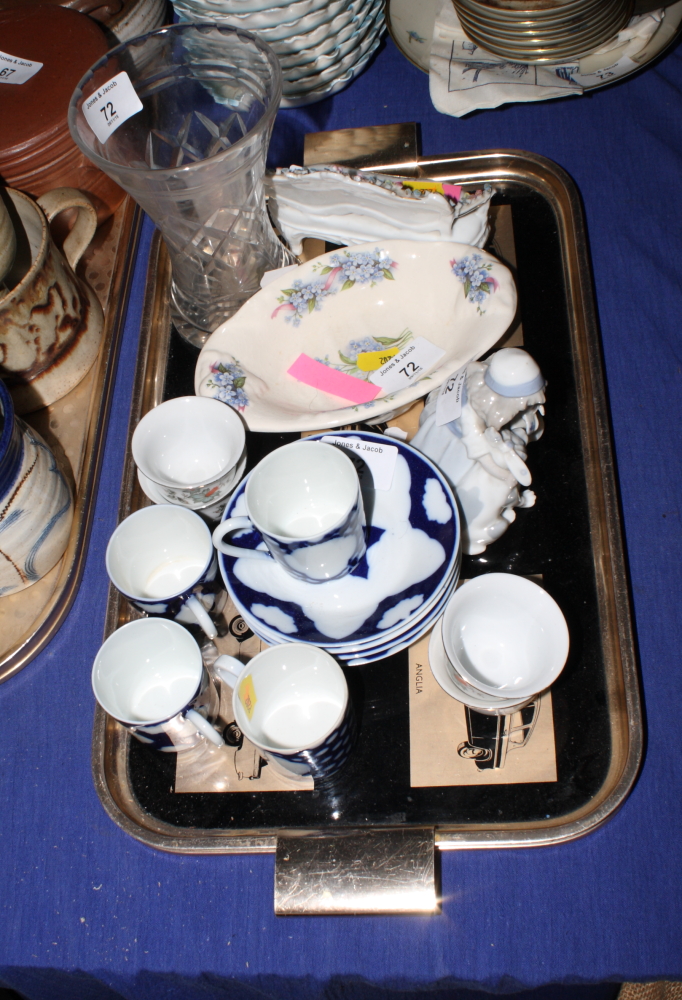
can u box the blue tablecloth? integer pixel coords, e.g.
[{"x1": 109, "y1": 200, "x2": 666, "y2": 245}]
[{"x1": 1, "y1": 30, "x2": 681, "y2": 1000}]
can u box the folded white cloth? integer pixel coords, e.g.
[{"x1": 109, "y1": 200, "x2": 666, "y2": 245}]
[
  {"x1": 266, "y1": 164, "x2": 495, "y2": 254},
  {"x1": 429, "y1": 2, "x2": 665, "y2": 117}
]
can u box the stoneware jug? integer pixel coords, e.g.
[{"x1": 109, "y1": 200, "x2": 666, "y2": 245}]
[{"x1": 0, "y1": 186, "x2": 104, "y2": 414}]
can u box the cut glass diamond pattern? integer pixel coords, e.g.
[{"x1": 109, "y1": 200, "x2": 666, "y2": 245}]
[{"x1": 146, "y1": 109, "x2": 251, "y2": 169}]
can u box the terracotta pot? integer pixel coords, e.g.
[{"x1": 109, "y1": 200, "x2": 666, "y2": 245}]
[{"x1": 0, "y1": 4, "x2": 125, "y2": 222}]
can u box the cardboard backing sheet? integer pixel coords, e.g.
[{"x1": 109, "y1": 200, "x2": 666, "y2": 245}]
[{"x1": 175, "y1": 597, "x2": 557, "y2": 795}]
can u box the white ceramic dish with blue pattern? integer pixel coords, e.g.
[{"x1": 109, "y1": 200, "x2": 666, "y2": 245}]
[
  {"x1": 219, "y1": 433, "x2": 460, "y2": 649},
  {"x1": 242, "y1": 564, "x2": 456, "y2": 654},
  {"x1": 343, "y1": 595, "x2": 457, "y2": 664},
  {"x1": 196, "y1": 240, "x2": 516, "y2": 432},
  {"x1": 216, "y1": 432, "x2": 460, "y2": 651},
  {"x1": 246, "y1": 570, "x2": 456, "y2": 663},
  {"x1": 240, "y1": 542, "x2": 461, "y2": 654}
]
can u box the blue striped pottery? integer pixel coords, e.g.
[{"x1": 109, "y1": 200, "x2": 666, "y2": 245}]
[
  {"x1": 213, "y1": 439, "x2": 367, "y2": 584},
  {"x1": 106, "y1": 505, "x2": 221, "y2": 639},
  {"x1": 0, "y1": 379, "x2": 73, "y2": 596}
]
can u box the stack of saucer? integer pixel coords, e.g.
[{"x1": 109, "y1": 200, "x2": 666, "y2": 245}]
[
  {"x1": 216, "y1": 432, "x2": 461, "y2": 665},
  {"x1": 171, "y1": 0, "x2": 385, "y2": 106},
  {"x1": 453, "y1": 0, "x2": 633, "y2": 63}
]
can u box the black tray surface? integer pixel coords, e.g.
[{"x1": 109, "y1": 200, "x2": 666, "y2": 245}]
[{"x1": 127, "y1": 185, "x2": 610, "y2": 832}]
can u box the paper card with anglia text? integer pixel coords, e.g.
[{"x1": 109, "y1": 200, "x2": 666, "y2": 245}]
[{"x1": 408, "y1": 633, "x2": 557, "y2": 787}]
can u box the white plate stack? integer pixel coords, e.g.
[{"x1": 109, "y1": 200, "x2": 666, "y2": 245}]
[
  {"x1": 171, "y1": 0, "x2": 386, "y2": 106},
  {"x1": 452, "y1": 0, "x2": 633, "y2": 63}
]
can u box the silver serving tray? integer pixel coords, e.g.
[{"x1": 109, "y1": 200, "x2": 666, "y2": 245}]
[{"x1": 91, "y1": 146, "x2": 642, "y2": 869}]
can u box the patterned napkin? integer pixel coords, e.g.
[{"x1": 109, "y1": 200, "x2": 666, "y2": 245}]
[{"x1": 429, "y1": 1, "x2": 665, "y2": 117}]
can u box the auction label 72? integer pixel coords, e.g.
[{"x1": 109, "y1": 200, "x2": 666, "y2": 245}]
[{"x1": 83, "y1": 71, "x2": 143, "y2": 144}]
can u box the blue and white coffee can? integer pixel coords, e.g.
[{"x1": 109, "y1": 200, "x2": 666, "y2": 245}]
[
  {"x1": 212, "y1": 439, "x2": 366, "y2": 584},
  {"x1": 92, "y1": 618, "x2": 224, "y2": 752},
  {"x1": 214, "y1": 643, "x2": 356, "y2": 780},
  {"x1": 106, "y1": 504, "x2": 219, "y2": 638}
]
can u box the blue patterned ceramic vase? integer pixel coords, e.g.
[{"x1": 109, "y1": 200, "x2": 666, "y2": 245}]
[{"x1": 0, "y1": 379, "x2": 73, "y2": 596}]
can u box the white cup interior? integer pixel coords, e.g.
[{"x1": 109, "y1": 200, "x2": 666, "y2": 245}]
[
  {"x1": 442, "y1": 574, "x2": 569, "y2": 700},
  {"x1": 246, "y1": 440, "x2": 358, "y2": 539},
  {"x1": 92, "y1": 618, "x2": 203, "y2": 725},
  {"x1": 106, "y1": 505, "x2": 213, "y2": 600},
  {"x1": 233, "y1": 644, "x2": 347, "y2": 752},
  {"x1": 131, "y1": 396, "x2": 245, "y2": 488}
]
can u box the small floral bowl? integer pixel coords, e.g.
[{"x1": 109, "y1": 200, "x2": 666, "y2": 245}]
[{"x1": 131, "y1": 396, "x2": 246, "y2": 510}]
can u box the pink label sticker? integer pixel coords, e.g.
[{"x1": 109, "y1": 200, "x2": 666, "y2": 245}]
[
  {"x1": 287, "y1": 354, "x2": 381, "y2": 405},
  {"x1": 442, "y1": 184, "x2": 462, "y2": 201}
]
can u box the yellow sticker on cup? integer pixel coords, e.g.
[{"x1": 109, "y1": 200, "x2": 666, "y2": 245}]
[
  {"x1": 238, "y1": 674, "x2": 257, "y2": 719},
  {"x1": 356, "y1": 349, "x2": 399, "y2": 372}
]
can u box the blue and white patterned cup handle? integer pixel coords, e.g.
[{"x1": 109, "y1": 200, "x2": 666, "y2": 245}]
[
  {"x1": 185, "y1": 709, "x2": 224, "y2": 747},
  {"x1": 212, "y1": 654, "x2": 243, "y2": 689},
  {"x1": 212, "y1": 517, "x2": 272, "y2": 562},
  {"x1": 184, "y1": 594, "x2": 217, "y2": 639}
]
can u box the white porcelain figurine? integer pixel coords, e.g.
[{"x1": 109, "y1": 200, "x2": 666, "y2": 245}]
[{"x1": 411, "y1": 348, "x2": 545, "y2": 555}]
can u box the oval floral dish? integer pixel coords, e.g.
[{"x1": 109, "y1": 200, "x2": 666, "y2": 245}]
[{"x1": 195, "y1": 239, "x2": 516, "y2": 432}]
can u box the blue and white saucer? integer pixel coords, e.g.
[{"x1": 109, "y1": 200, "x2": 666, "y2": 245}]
[
  {"x1": 245, "y1": 577, "x2": 450, "y2": 658},
  {"x1": 245, "y1": 570, "x2": 456, "y2": 665},
  {"x1": 236, "y1": 546, "x2": 460, "y2": 654},
  {"x1": 342, "y1": 576, "x2": 457, "y2": 664},
  {"x1": 241, "y1": 545, "x2": 461, "y2": 657},
  {"x1": 217, "y1": 432, "x2": 460, "y2": 649}
]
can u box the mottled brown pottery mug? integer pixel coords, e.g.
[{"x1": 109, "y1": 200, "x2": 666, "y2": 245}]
[{"x1": 0, "y1": 186, "x2": 104, "y2": 414}]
